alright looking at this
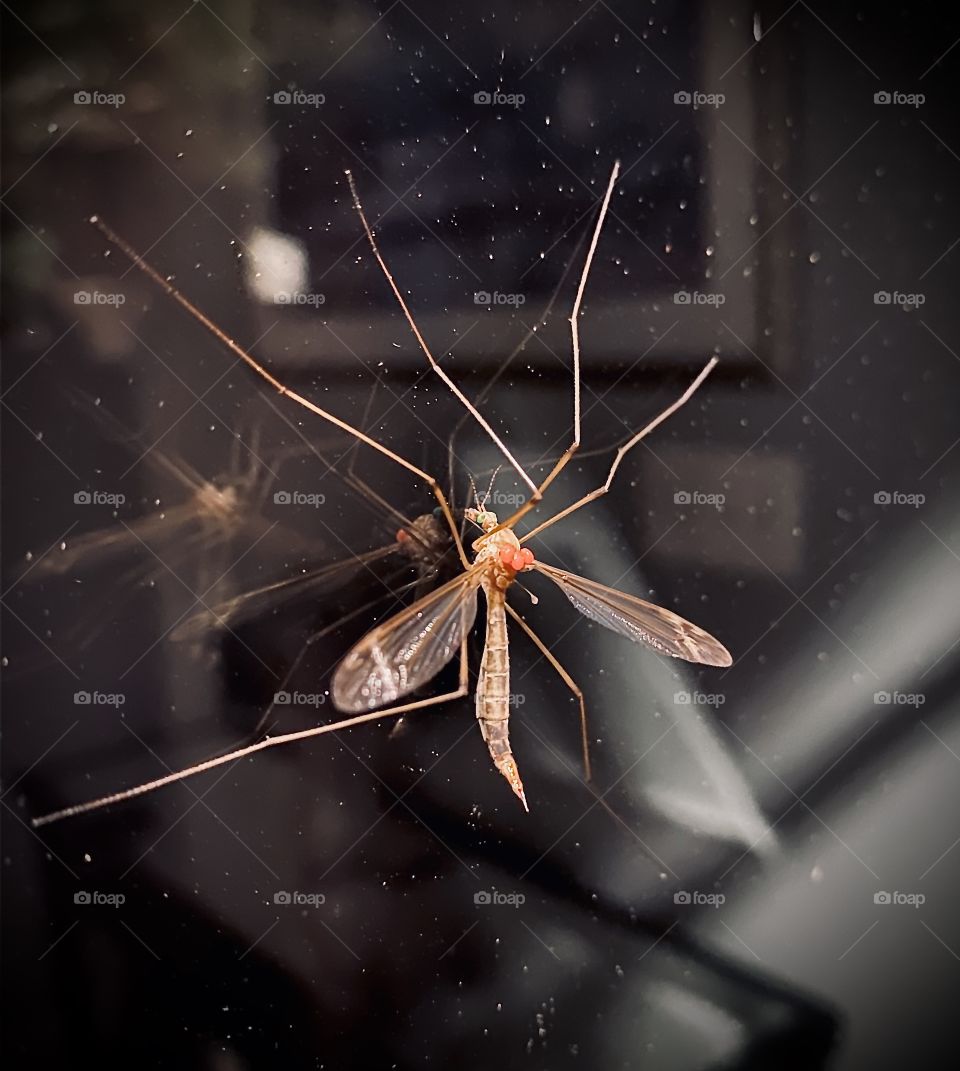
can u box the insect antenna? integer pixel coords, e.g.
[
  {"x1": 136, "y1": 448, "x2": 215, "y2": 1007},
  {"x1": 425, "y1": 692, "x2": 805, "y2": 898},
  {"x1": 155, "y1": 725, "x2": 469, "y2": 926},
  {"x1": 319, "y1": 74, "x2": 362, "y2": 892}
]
[{"x1": 480, "y1": 466, "x2": 501, "y2": 510}]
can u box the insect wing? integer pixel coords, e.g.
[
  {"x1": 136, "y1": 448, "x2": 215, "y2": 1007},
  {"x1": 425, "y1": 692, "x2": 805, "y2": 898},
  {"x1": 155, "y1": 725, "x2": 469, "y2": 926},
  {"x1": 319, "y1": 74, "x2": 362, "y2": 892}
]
[
  {"x1": 535, "y1": 563, "x2": 732, "y2": 667},
  {"x1": 332, "y1": 568, "x2": 483, "y2": 713},
  {"x1": 171, "y1": 543, "x2": 399, "y2": 640},
  {"x1": 30, "y1": 505, "x2": 206, "y2": 579}
]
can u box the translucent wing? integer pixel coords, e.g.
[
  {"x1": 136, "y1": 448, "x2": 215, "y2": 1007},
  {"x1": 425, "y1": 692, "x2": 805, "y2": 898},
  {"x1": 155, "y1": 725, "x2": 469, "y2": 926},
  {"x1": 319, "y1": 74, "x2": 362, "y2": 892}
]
[
  {"x1": 535, "y1": 562, "x2": 732, "y2": 667},
  {"x1": 332, "y1": 567, "x2": 483, "y2": 713},
  {"x1": 170, "y1": 543, "x2": 401, "y2": 641},
  {"x1": 30, "y1": 505, "x2": 203, "y2": 578}
]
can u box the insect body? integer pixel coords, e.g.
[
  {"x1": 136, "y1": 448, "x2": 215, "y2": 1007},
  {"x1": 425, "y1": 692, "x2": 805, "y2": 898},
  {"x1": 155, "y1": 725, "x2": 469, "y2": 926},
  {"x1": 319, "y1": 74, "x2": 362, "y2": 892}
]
[
  {"x1": 332, "y1": 499, "x2": 730, "y2": 810},
  {"x1": 469, "y1": 509, "x2": 536, "y2": 809},
  {"x1": 330, "y1": 503, "x2": 538, "y2": 806}
]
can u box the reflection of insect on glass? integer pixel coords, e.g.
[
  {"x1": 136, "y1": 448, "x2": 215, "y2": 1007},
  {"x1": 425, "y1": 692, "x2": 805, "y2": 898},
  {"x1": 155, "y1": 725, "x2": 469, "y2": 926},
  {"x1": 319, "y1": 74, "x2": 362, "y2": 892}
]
[
  {"x1": 172, "y1": 501, "x2": 462, "y2": 736},
  {"x1": 174, "y1": 509, "x2": 458, "y2": 643},
  {"x1": 33, "y1": 161, "x2": 730, "y2": 827},
  {"x1": 29, "y1": 397, "x2": 273, "y2": 578},
  {"x1": 19, "y1": 393, "x2": 319, "y2": 658}
]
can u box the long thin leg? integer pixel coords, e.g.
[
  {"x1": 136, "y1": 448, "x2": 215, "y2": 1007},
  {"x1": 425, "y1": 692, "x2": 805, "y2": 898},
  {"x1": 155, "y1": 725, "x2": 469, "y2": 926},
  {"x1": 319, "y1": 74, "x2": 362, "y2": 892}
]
[
  {"x1": 344, "y1": 170, "x2": 538, "y2": 502},
  {"x1": 505, "y1": 603, "x2": 591, "y2": 782},
  {"x1": 228, "y1": 417, "x2": 246, "y2": 485},
  {"x1": 445, "y1": 205, "x2": 595, "y2": 504},
  {"x1": 472, "y1": 162, "x2": 622, "y2": 544},
  {"x1": 219, "y1": 565, "x2": 424, "y2": 753},
  {"x1": 505, "y1": 608, "x2": 671, "y2": 867},
  {"x1": 258, "y1": 430, "x2": 412, "y2": 538},
  {"x1": 522, "y1": 356, "x2": 718, "y2": 543},
  {"x1": 345, "y1": 376, "x2": 381, "y2": 481},
  {"x1": 89, "y1": 217, "x2": 470, "y2": 570},
  {"x1": 65, "y1": 387, "x2": 210, "y2": 497},
  {"x1": 469, "y1": 429, "x2": 641, "y2": 487},
  {"x1": 342, "y1": 377, "x2": 418, "y2": 535},
  {"x1": 31, "y1": 620, "x2": 473, "y2": 827}
]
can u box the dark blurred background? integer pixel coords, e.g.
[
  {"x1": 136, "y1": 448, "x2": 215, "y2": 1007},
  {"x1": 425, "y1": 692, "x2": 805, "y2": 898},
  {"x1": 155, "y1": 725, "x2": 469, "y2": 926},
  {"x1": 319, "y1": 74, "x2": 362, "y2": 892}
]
[{"x1": 3, "y1": 2, "x2": 959, "y2": 1068}]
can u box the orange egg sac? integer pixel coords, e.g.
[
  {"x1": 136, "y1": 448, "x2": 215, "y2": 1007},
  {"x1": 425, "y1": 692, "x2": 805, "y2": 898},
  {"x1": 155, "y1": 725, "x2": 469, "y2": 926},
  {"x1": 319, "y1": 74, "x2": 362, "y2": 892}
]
[{"x1": 498, "y1": 546, "x2": 536, "y2": 571}]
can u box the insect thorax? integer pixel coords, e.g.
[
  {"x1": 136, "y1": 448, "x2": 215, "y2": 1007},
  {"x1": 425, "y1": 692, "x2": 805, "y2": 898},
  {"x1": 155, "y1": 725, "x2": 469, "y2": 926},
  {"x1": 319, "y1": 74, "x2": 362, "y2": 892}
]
[
  {"x1": 472, "y1": 529, "x2": 522, "y2": 591},
  {"x1": 401, "y1": 512, "x2": 450, "y2": 563},
  {"x1": 194, "y1": 481, "x2": 240, "y2": 519}
]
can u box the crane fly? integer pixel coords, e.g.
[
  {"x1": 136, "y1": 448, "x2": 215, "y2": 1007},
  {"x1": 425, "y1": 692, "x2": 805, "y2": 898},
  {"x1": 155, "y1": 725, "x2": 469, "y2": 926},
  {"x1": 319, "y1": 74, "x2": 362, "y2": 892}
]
[
  {"x1": 331, "y1": 463, "x2": 731, "y2": 812},
  {"x1": 170, "y1": 242, "x2": 581, "y2": 652},
  {"x1": 32, "y1": 159, "x2": 731, "y2": 827}
]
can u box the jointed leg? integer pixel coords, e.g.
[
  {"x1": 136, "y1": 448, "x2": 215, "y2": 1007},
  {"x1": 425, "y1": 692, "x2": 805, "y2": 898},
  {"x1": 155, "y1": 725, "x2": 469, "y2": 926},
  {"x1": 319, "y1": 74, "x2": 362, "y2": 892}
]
[
  {"x1": 232, "y1": 418, "x2": 255, "y2": 486},
  {"x1": 343, "y1": 378, "x2": 418, "y2": 536},
  {"x1": 444, "y1": 205, "x2": 596, "y2": 498},
  {"x1": 505, "y1": 602, "x2": 592, "y2": 782},
  {"x1": 521, "y1": 356, "x2": 718, "y2": 543},
  {"x1": 473, "y1": 162, "x2": 622, "y2": 544},
  {"x1": 90, "y1": 217, "x2": 470, "y2": 570},
  {"x1": 221, "y1": 565, "x2": 425, "y2": 752},
  {"x1": 344, "y1": 170, "x2": 537, "y2": 502},
  {"x1": 505, "y1": 608, "x2": 673, "y2": 865},
  {"x1": 32, "y1": 621, "x2": 473, "y2": 827}
]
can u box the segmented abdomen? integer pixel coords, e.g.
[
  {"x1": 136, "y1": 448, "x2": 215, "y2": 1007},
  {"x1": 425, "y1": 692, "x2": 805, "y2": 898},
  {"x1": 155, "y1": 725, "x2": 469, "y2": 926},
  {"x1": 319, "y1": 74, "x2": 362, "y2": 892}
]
[{"x1": 476, "y1": 581, "x2": 511, "y2": 762}]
